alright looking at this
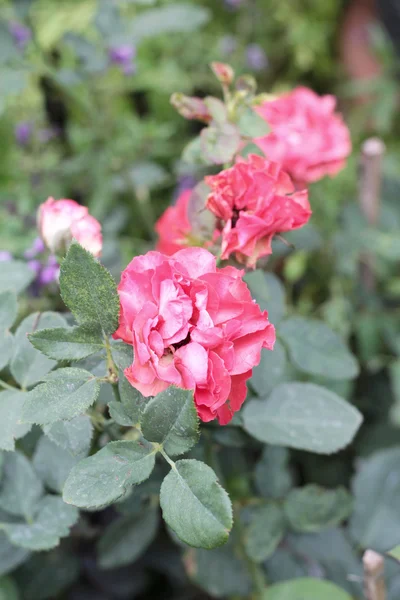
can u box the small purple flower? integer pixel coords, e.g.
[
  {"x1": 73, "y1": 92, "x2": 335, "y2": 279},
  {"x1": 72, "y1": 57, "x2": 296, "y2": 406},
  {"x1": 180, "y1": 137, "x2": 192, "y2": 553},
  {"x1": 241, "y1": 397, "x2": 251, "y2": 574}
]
[
  {"x1": 39, "y1": 264, "x2": 59, "y2": 285},
  {"x1": 174, "y1": 174, "x2": 197, "y2": 200},
  {"x1": 27, "y1": 259, "x2": 41, "y2": 275},
  {"x1": 9, "y1": 22, "x2": 31, "y2": 50},
  {"x1": 219, "y1": 35, "x2": 237, "y2": 57},
  {"x1": 24, "y1": 237, "x2": 45, "y2": 259},
  {"x1": 246, "y1": 44, "x2": 268, "y2": 72},
  {"x1": 109, "y1": 45, "x2": 136, "y2": 76},
  {"x1": 15, "y1": 122, "x2": 32, "y2": 146},
  {"x1": 0, "y1": 251, "x2": 12, "y2": 262}
]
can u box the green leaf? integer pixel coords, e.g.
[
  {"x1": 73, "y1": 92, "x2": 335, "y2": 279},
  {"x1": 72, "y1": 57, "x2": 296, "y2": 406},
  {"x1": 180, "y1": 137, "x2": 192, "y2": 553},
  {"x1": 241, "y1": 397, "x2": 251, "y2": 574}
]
[
  {"x1": 245, "y1": 502, "x2": 286, "y2": 562},
  {"x1": 0, "y1": 331, "x2": 13, "y2": 371},
  {"x1": 279, "y1": 317, "x2": 359, "y2": 380},
  {"x1": 251, "y1": 342, "x2": 287, "y2": 398},
  {"x1": 10, "y1": 312, "x2": 67, "y2": 389},
  {"x1": 28, "y1": 324, "x2": 104, "y2": 361},
  {"x1": 349, "y1": 447, "x2": 400, "y2": 551},
  {"x1": 97, "y1": 507, "x2": 159, "y2": 569},
  {"x1": 108, "y1": 374, "x2": 147, "y2": 426},
  {"x1": 110, "y1": 340, "x2": 133, "y2": 371},
  {"x1": 141, "y1": 387, "x2": 199, "y2": 456},
  {"x1": 0, "y1": 290, "x2": 17, "y2": 331},
  {"x1": 0, "y1": 261, "x2": 34, "y2": 294},
  {"x1": 0, "y1": 452, "x2": 43, "y2": 521},
  {"x1": 266, "y1": 578, "x2": 352, "y2": 600},
  {"x1": 130, "y1": 3, "x2": 210, "y2": 39},
  {"x1": 244, "y1": 271, "x2": 286, "y2": 325},
  {"x1": 14, "y1": 548, "x2": 79, "y2": 600},
  {"x1": 63, "y1": 440, "x2": 156, "y2": 509},
  {"x1": 1, "y1": 496, "x2": 78, "y2": 551},
  {"x1": 33, "y1": 436, "x2": 80, "y2": 493},
  {"x1": 255, "y1": 446, "x2": 292, "y2": 499},
  {"x1": 387, "y1": 545, "x2": 400, "y2": 562},
  {"x1": 284, "y1": 485, "x2": 353, "y2": 533},
  {"x1": 200, "y1": 123, "x2": 241, "y2": 165},
  {"x1": 390, "y1": 359, "x2": 400, "y2": 425},
  {"x1": 160, "y1": 459, "x2": 232, "y2": 549},
  {"x1": 237, "y1": 106, "x2": 270, "y2": 137},
  {"x1": 0, "y1": 533, "x2": 29, "y2": 577},
  {"x1": 22, "y1": 367, "x2": 100, "y2": 425},
  {"x1": 59, "y1": 242, "x2": 119, "y2": 336},
  {"x1": 188, "y1": 545, "x2": 252, "y2": 598},
  {"x1": 0, "y1": 390, "x2": 31, "y2": 451},
  {"x1": 43, "y1": 414, "x2": 93, "y2": 458},
  {"x1": 0, "y1": 576, "x2": 19, "y2": 600},
  {"x1": 243, "y1": 382, "x2": 363, "y2": 454}
]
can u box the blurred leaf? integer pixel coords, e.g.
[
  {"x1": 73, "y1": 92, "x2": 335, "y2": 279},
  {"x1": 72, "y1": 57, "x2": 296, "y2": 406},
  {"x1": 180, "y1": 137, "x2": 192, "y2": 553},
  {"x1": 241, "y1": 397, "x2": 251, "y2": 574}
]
[
  {"x1": 22, "y1": 368, "x2": 100, "y2": 425},
  {"x1": 0, "y1": 576, "x2": 19, "y2": 600},
  {"x1": 350, "y1": 447, "x2": 400, "y2": 551},
  {"x1": 0, "y1": 390, "x2": 31, "y2": 451},
  {"x1": 129, "y1": 161, "x2": 169, "y2": 189},
  {"x1": 284, "y1": 485, "x2": 353, "y2": 533},
  {"x1": 388, "y1": 545, "x2": 400, "y2": 562},
  {"x1": 280, "y1": 317, "x2": 359, "y2": 380},
  {"x1": 244, "y1": 271, "x2": 286, "y2": 325},
  {"x1": 245, "y1": 502, "x2": 286, "y2": 562},
  {"x1": 237, "y1": 107, "x2": 270, "y2": 138},
  {"x1": 10, "y1": 312, "x2": 66, "y2": 389},
  {"x1": 251, "y1": 341, "x2": 287, "y2": 397},
  {"x1": 186, "y1": 181, "x2": 216, "y2": 239},
  {"x1": 255, "y1": 446, "x2": 292, "y2": 499},
  {"x1": 0, "y1": 331, "x2": 13, "y2": 371},
  {"x1": 33, "y1": 436, "x2": 80, "y2": 493},
  {"x1": 141, "y1": 387, "x2": 199, "y2": 457},
  {"x1": 1, "y1": 496, "x2": 78, "y2": 551},
  {"x1": 0, "y1": 452, "x2": 43, "y2": 521},
  {"x1": 160, "y1": 459, "x2": 232, "y2": 549},
  {"x1": 243, "y1": 382, "x2": 363, "y2": 454},
  {"x1": 60, "y1": 242, "x2": 119, "y2": 336},
  {"x1": 43, "y1": 414, "x2": 93, "y2": 458},
  {"x1": 0, "y1": 261, "x2": 34, "y2": 294},
  {"x1": 390, "y1": 360, "x2": 400, "y2": 425},
  {"x1": 187, "y1": 545, "x2": 251, "y2": 598},
  {"x1": 200, "y1": 123, "x2": 241, "y2": 165},
  {"x1": 0, "y1": 533, "x2": 29, "y2": 578},
  {"x1": 0, "y1": 23, "x2": 17, "y2": 65},
  {"x1": 266, "y1": 578, "x2": 352, "y2": 600},
  {"x1": 0, "y1": 290, "x2": 17, "y2": 331},
  {"x1": 130, "y1": 4, "x2": 210, "y2": 40},
  {"x1": 63, "y1": 440, "x2": 156, "y2": 509},
  {"x1": 14, "y1": 547, "x2": 79, "y2": 600},
  {"x1": 98, "y1": 507, "x2": 159, "y2": 569}
]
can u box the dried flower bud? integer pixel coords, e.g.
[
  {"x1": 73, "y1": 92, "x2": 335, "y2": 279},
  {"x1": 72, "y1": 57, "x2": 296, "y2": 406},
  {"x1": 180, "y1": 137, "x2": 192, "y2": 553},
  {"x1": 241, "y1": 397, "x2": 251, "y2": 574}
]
[{"x1": 170, "y1": 93, "x2": 211, "y2": 123}]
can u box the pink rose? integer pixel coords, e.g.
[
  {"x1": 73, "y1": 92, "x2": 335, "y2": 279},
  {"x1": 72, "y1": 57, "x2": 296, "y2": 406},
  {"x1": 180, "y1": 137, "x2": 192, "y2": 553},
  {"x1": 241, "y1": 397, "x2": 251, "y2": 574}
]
[
  {"x1": 205, "y1": 154, "x2": 311, "y2": 268},
  {"x1": 38, "y1": 197, "x2": 102, "y2": 257},
  {"x1": 113, "y1": 247, "x2": 275, "y2": 424},
  {"x1": 155, "y1": 190, "x2": 192, "y2": 255},
  {"x1": 254, "y1": 87, "x2": 351, "y2": 184}
]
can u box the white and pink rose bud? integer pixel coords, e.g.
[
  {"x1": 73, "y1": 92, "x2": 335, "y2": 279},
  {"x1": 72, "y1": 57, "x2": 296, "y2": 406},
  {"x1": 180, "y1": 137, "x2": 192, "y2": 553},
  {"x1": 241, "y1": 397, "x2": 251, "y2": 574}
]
[{"x1": 37, "y1": 197, "x2": 102, "y2": 257}]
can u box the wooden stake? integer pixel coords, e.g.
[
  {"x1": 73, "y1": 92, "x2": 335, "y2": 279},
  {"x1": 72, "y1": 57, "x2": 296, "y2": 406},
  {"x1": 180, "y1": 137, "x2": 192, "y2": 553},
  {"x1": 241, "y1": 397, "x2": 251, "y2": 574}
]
[
  {"x1": 358, "y1": 137, "x2": 385, "y2": 292},
  {"x1": 363, "y1": 550, "x2": 386, "y2": 600}
]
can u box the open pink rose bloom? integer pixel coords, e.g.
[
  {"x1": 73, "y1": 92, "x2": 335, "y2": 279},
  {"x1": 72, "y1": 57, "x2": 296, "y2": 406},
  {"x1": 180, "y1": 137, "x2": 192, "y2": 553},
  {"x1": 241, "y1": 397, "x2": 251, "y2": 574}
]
[
  {"x1": 206, "y1": 154, "x2": 311, "y2": 268},
  {"x1": 254, "y1": 87, "x2": 352, "y2": 184},
  {"x1": 113, "y1": 247, "x2": 275, "y2": 424},
  {"x1": 38, "y1": 197, "x2": 102, "y2": 257}
]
